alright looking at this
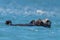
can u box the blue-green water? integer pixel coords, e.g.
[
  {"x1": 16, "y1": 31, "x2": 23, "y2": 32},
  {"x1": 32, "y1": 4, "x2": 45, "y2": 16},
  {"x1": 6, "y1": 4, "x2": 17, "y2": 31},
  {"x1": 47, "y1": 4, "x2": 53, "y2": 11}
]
[{"x1": 0, "y1": 0, "x2": 60, "y2": 40}]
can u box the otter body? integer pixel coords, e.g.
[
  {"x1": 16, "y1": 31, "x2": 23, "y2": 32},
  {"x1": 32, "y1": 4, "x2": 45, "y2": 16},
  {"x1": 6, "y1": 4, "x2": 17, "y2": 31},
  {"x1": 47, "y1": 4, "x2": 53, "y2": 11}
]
[{"x1": 5, "y1": 19, "x2": 51, "y2": 28}]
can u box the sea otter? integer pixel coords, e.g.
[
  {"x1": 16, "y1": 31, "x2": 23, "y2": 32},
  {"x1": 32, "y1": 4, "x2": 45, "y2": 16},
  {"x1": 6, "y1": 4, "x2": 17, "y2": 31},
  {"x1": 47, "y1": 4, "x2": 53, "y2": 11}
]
[{"x1": 5, "y1": 19, "x2": 51, "y2": 28}]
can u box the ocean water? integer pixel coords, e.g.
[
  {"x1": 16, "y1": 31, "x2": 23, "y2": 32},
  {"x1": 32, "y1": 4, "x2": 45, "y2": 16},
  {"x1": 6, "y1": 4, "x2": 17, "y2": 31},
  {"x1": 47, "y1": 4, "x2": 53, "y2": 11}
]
[{"x1": 0, "y1": 0, "x2": 60, "y2": 40}]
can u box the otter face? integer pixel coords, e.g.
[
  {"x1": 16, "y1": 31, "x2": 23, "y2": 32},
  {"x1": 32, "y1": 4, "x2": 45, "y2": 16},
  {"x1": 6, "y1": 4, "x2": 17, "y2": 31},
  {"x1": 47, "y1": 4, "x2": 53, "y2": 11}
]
[
  {"x1": 44, "y1": 20, "x2": 51, "y2": 28},
  {"x1": 46, "y1": 20, "x2": 51, "y2": 25}
]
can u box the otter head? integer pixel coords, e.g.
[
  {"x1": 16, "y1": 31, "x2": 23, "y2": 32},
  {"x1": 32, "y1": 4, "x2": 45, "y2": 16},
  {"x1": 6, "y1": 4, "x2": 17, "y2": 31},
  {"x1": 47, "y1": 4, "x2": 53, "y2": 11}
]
[
  {"x1": 43, "y1": 19, "x2": 51, "y2": 28},
  {"x1": 5, "y1": 20, "x2": 12, "y2": 25}
]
